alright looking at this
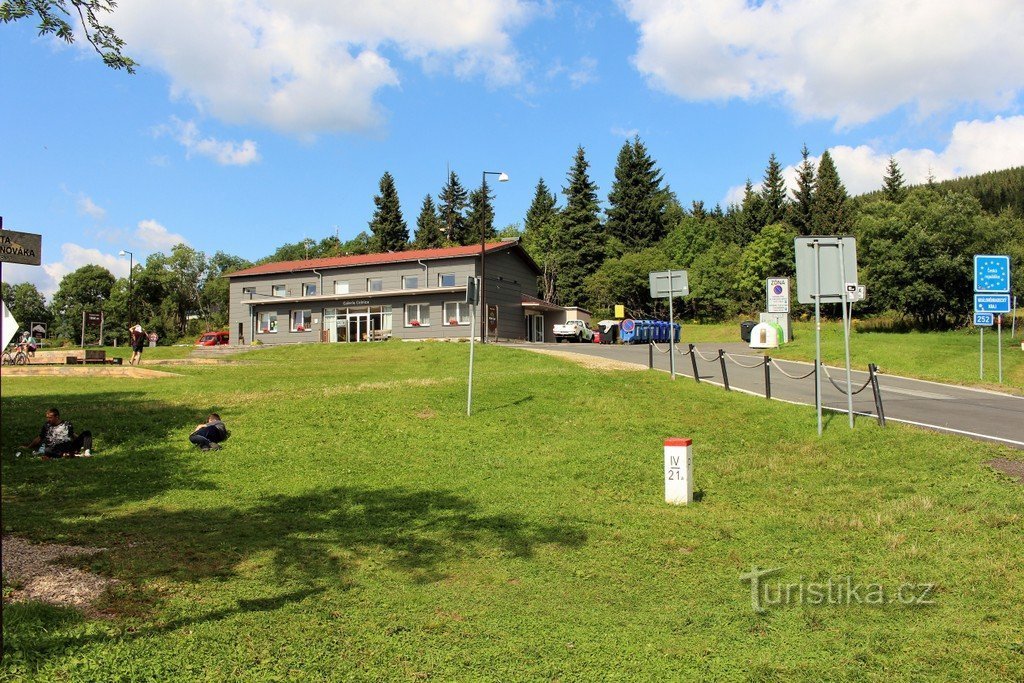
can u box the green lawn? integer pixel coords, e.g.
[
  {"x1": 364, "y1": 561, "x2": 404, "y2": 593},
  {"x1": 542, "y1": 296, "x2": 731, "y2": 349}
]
[
  {"x1": 681, "y1": 320, "x2": 1024, "y2": 392},
  {"x1": 2, "y1": 343, "x2": 1023, "y2": 681}
]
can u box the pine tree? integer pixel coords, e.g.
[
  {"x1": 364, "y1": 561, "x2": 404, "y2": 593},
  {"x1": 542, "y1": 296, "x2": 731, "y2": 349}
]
[
  {"x1": 738, "y1": 179, "x2": 763, "y2": 245},
  {"x1": 882, "y1": 157, "x2": 907, "y2": 203},
  {"x1": 523, "y1": 178, "x2": 561, "y2": 301},
  {"x1": 690, "y1": 200, "x2": 708, "y2": 222},
  {"x1": 368, "y1": 171, "x2": 408, "y2": 251},
  {"x1": 437, "y1": 171, "x2": 469, "y2": 244},
  {"x1": 413, "y1": 194, "x2": 443, "y2": 248},
  {"x1": 789, "y1": 144, "x2": 816, "y2": 235},
  {"x1": 605, "y1": 136, "x2": 668, "y2": 250},
  {"x1": 557, "y1": 146, "x2": 605, "y2": 306},
  {"x1": 466, "y1": 179, "x2": 496, "y2": 245},
  {"x1": 812, "y1": 150, "x2": 850, "y2": 233},
  {"x1": 759, "y1": 153, "x2": 787, "y2": 226}
]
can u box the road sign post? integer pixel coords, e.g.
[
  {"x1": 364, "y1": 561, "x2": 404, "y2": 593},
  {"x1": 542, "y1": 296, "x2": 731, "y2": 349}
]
[
  {"x1": 649, "y1": 270, "x2": 689, "y2": 380},
  {"x1": 466, "y1": 276, "x2": 480, "y2": 416},
  {"x1": 974, "y1": 255, "x2": 1011, "y2": 384}
]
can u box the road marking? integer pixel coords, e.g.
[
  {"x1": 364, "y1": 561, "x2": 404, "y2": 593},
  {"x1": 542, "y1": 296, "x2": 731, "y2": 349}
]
[{"x1": 878, "y1": 386, "x2": 954, "y2": 400}]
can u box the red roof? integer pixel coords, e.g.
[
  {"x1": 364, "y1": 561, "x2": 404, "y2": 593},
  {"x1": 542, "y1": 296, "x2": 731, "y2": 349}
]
[{"x1": 226, "y1": 241, "x2": 534, "y2": 278}]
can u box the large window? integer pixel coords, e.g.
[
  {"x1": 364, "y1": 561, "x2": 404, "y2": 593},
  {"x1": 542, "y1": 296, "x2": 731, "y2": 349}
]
[
  {"x1": 402, "y1": 275, "x2": 419, "y2": 290},
  {"x1": 405, "y1": 303, "x2": 430, "y2": 327},
  {"x1": 303, "y1": 283, "x2": 317, "y2": 296},
  {"x1": 444, "y1": 302, "x2": 470, "y2": 326},
  {"x1": 334, "y1": 280, "x2": 349, "y2": 295},
  {"x1": 272, "y1": 284, "x2": 286, "y2": 298},
  {"x1": 291, "y1": 309, "x2": 312, "y2": 332},
  {"x1": 438, "y1": 273, "x2": 456, "y2": 287},
  {"x1": 258, "y1": 312, "x2": 278, "y2": 333},
  {"x1": 367, "y1": 278, "x2": 383, "y2": 292}
]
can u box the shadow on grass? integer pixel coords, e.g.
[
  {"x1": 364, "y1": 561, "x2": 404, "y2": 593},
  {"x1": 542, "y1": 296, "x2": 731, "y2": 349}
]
[{"x1": 3, "y1": 485, "x2": 587, "y2": 665}]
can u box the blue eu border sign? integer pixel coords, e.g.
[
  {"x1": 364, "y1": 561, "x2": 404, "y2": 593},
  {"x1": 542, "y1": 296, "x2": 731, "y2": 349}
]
[
  {"x1": 973, "y1": 312, "x2": 994, "y2": 326},
  {"x1": 974, "y1": 255, "x2": 1010, "y2": 293}
]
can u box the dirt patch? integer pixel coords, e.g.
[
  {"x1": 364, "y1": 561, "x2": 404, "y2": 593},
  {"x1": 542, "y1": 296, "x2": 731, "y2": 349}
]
[
  {"x1": 2, "y1": 536, "x2": 117, "y2": 612},
  {"x1": 988, "y1": 458, "x2": 1024, "y2": 484},
  {"x1": 517, "y1": 347, "x2": 646, "y2": 372},
  {"x1": 0, "y1": 365, "x2": 177, "y2": 378}
]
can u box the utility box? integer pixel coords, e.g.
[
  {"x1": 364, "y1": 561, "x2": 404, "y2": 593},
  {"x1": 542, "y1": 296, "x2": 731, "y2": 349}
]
[{"x1": 749, "y1": 322, "x2": 781, "y2": 349}]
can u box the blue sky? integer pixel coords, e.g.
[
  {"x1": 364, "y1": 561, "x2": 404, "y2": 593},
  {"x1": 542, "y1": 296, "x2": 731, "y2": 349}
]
[{"x1": 3, "y1": 0, "x2": 1023, "y2": 296}]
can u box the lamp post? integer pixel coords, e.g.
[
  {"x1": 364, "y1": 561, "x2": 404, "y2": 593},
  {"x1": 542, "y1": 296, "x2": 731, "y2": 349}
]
[
  {"x1": 480, "y1": 170, "x2": 509, "y2": 343},
  {"x1": 119, "y1": 249, "x2": 134, "y2": 326}
]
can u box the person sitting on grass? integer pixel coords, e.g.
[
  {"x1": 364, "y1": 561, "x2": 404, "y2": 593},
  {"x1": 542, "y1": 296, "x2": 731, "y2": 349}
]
[
  {"x1": 190, "y1": 413, "x2": 228, "y2": 451},
  {"x1": 23, "y1": 407, "x2": 93, "y2": 459}
]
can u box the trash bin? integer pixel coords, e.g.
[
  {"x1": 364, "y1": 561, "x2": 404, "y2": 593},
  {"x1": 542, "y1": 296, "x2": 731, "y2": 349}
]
[
  {"x1": 740, "y1": 320, "x2": 757, "y2": 343},
  {"x1": 672, "y1": 322, "x2": 681, "y2": 343}
]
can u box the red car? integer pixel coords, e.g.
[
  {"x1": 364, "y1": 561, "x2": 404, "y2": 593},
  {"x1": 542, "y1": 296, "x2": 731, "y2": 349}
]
[{"x1": 195, "y1": 331, "x2": 230, "y2": 346}]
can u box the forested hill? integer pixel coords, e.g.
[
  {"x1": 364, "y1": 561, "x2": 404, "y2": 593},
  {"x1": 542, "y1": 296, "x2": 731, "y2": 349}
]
[{"x1": 858, "y1": 165, "x2": 1024, "y2": 215}]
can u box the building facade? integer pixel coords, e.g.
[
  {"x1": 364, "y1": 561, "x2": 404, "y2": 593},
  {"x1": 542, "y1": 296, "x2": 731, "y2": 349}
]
[{"x1": 225, "y1": 241, "x2": 579, "y2": 345}]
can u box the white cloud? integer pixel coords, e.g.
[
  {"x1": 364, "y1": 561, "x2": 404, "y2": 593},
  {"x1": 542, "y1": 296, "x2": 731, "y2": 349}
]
[
  {"x1": 135, "y1": 219, "x2": 189, "y2": 251},
  {"x1": 723, "y1": 115, "x2": 1024, "y2": 205},
  {"x1": 622, "y1": 0, "x2": 1024, "y2": 127},
  {"x1": 1, "y1": 244, "x2": 130, "y2": 299},
  {"x1": 159, "y1": 118, "x2": 260, "y2": 166},
  {"x1": 111, "y1": 0, "x2": 535, "y2": 135},
  {"x1": 76, "y1": 194, "x2": 107, "y2": 220},
  {"x1": 611, "y1": 126, "x2": 640, "y2": 139}
]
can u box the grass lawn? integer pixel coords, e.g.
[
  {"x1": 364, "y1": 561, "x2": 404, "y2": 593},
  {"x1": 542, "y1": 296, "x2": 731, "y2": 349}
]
[
  {"x1": 681, "y1": 320, "x2": 1024, "y2": 392},
  {"x1": 2, "y1": 342, "x2": 1023, "y2": 681}
]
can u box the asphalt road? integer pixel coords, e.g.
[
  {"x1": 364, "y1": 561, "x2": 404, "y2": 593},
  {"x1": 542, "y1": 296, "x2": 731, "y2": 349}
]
[{"x1": 507, "y1": 340, "x2": 1024, "y2": 449}]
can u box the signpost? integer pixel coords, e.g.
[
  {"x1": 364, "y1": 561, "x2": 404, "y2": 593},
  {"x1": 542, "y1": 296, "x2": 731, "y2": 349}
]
[
  {"x1": 649, "y1": 270, "x2": 689, "y2": 379},
  {"x1": 466, "y1": 276, "x2": 480, "y2": 416},
  {"x1": 795, "y1": 236, "x2": 859, "y2": 434},
  {"x1": 766, "y1": 278, "x2": 790, "y2": 313},
  {"x1": 975, "y1": 312, "x2": 994, "y2": 378},
  {"x1": 974, "y1": 255, "x2": 1011, "y2": 383}
]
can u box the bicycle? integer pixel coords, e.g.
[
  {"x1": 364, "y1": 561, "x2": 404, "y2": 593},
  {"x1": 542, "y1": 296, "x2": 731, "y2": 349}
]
[{"x1": 1, "y1": 345, "x2": 28, "y2": 365}]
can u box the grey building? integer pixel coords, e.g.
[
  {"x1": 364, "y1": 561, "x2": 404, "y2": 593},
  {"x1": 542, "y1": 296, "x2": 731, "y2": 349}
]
[{"x1": 225, "y1": 240, "x2": 581, "y2": 345}]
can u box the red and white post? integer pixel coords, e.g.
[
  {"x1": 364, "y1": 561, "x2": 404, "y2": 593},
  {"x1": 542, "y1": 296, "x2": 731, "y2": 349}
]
[{"x1": 664, "y1": 438, "x2": 693, "y2": 505}]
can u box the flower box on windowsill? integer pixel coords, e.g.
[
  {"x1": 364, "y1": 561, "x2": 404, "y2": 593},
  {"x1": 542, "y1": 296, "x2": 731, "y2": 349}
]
[
  {"x1": 410, "y1": 321, "x2": 421, "y2": 327},
  {"x1": 449, "y1": 318, "x2": 459, "y2": 326},
  {"x1": 296, "y1": 326, "x2": 305, "y2": 332}
]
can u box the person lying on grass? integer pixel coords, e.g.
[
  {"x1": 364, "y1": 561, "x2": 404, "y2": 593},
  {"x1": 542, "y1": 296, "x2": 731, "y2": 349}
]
[
  {"x1": 23, "y1": 407, "x2": 93, "y2": 459},
  {"x1": 190, "y1": 413, "x2": 229, "y2": 452}
]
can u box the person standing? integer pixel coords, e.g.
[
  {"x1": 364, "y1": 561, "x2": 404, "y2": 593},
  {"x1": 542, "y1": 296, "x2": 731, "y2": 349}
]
[
  {"x1": 129, "y1": 324, "x2": 146, "y2": 365},
  {"x1": 22, "y1": 407, "x2": 93, "y2": 459}
]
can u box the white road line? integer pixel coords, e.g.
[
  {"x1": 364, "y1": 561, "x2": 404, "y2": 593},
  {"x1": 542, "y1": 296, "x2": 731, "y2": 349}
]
[{"x1": 878, "y1": 386, "x2": 954, "y2": 400}]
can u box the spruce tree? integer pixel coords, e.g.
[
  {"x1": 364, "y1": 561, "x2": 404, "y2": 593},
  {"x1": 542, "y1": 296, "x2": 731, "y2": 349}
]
[
  {"x1": 368, "y1": 171, "x2": 408, "y2": 251},
  {"x1": 790, "y1": 144, "x2": 816, "y2": 235},
  {"x1": 882, "y1": 156, "x2": 907, "y2": 202},
  {"x1": 437, "y1": 171, "x2": 469, "y2": 244},
  {"x1": 738, "y1": 179, "x2": 763, "y2": 245},
  {"x1": 413, "y1": 194, "x2": 443, "y2": 248},
  {"x1": 557, "y1": 146, "x2": 605, "y2": 306},
  {"x1": 523, "y1": 178, "x2": 561, "y2": 301},
  {"x1": 466, "y1": 179, "x2": 496, "y2": 245},
  {"x1": 759, "y1": 153, "x2": 787, "y2": 226},
  {"x1": 690, "y1": 200, "x2": 708, "y2": 222},
  {"x1": 812, "y1": 150, "x2": 850, "y2": 233},
  {"x1": 606, "y1": 136, "x2": 668, "y2": 250}
]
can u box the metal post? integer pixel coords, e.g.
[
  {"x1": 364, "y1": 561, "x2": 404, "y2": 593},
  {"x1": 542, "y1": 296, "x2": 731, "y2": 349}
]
[
  {"x1": 689, "y1": 344, "x2": 699, "y2": 382},
  {"x1": 81, "y1": 310, "x2": 86, "y2": 348},
  {"x1": 998, "y1": 315, "x2": 1003, "y2": 383},
  {"x1": 718, "y1": 349, "x2": 729, "y2": 391},
  {"x1": 813, "y1": 241, "x2": 823, "y2": 436},
  {"x1": 1012, "y1": 296, "x2": 1018, "y2": 339},
  {"x1": 980, "y1": 327, "x2": 984, "y2": 380},
  {"x1": 467, "y1": 301, "x2": 476, "y2": 416},
  {"x1": 838, "y1": 240, "x2": 854, "y2": 428},
  {"x1": 648, "y1": 342, "x2": 654, "y2": 369},
  {"x1": 869, "y1": 363, "x2": 886, "y2": 427},
  {"x1": 668, "y1": 269, "x2": 676, "y2": 380},
  {"x1": 763, "y1": 355, "x2": 771, "y2": 399}
]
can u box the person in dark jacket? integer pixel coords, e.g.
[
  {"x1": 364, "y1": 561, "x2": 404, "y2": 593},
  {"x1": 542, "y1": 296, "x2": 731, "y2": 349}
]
[
  {"x1": 189, "y1": 413, "x2": 228, "y2": 451},
  {"x1": 129, "y1": 324, "x2": 146, "y2": 366},
  {"x1": 23, "y1": 407, "x2": 93, "y2": 459}
]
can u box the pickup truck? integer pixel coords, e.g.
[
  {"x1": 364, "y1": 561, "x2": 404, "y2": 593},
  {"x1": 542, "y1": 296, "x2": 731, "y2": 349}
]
[{"x1": 552, "y1": 319, "x2": 595, "y2": 343}]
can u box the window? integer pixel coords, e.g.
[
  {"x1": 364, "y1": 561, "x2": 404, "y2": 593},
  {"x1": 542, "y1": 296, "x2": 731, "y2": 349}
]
[
  {"x1": 334, "y1": 280, "x2": 349, "y2": 295},
  {"x1": 272, "y1": 284, "x2": 286, "y2": 298},
  {"x1": 405, "y1": 303, "x2": 430, "y2": 327},
  {"x1": 402, "y1": 275, "x2": 419, "y2": 290},
  {"x1": 242, "y1": 287, "x2": 255, "y2": 298},
  {"x1": 291, "y1": 309, "x2": 312, "y2": 332},
  {"x1": 367, "y1": 278, "x2": 383, "y2": 292},
  {"x1": 303, "y1": 283, "x2": 317, "y2": 296},
  {"x1": 438, "y1": 273, "x2": 456, "y2": 287},
  {"x1": 258, "y1": 312, "x2": 278, "y2": 333},
  {"x1": 444, "y1": 302, "x2": 470, "y2": 326}
]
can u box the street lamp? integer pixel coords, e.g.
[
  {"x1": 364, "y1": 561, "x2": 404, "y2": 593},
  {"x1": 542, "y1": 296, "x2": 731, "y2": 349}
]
[
  {"x1": 480, "y1": 170, "x2": 509, "y2": 343},
  {"x1": 119, "y1": 249, "x2": 134, "y2": 326}
]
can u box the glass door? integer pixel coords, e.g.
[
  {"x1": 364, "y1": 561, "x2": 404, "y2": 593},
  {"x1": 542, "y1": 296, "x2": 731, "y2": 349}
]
[
  {"x1": 348, "y1": 313, "x2": 369, "y2": 342},
  {"x1": 533, "y1": 314, "x2": 544, "y2": 342}
]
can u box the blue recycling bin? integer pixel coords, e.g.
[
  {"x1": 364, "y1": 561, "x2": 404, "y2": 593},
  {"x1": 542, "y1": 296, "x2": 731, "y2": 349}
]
[
  {"x1": 672, "y1": 322, "x2": 681, "y2": 343},
  {"x1": 619, "y1": 319, "x2": 636, "y2": 343}
]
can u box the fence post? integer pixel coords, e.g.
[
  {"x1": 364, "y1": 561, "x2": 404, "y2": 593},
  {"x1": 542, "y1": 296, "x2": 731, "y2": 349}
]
[
  {"x1": 869, "y1": 363, "x2": 886, "y2": 427},
  {"x1": 763, "y1": 356, "x2": 771, "y2": 400},
  {"x1": 689, "y1": 344, "x2": 700, "y2": 383},
  {"x1": 718, "y1": 349, "x2": 730, "y2": 391},
  {"x1": 648, "y1": 342, "x2": 654, "y2": 369}
]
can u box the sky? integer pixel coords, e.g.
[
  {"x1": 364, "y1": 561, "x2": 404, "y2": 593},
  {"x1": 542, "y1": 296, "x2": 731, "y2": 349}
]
[{"x1": 3, "y1": 0, "x2": 1024, "y2": 297}]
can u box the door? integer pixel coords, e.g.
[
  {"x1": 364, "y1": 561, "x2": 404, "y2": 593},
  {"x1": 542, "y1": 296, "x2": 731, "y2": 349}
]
[
  {"x1": 348, "y1": 313, "x2": 369, "y2": 342},
  {"x1": 533, "y1": 314, "x2": 544, "y2": 342}
]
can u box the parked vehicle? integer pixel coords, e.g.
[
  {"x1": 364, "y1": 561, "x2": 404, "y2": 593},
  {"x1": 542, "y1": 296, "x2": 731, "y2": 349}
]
[
  {"x1": 196, "y1": 331, "x2": 230, "y2": 346},
  {"x1": 552, "y1": 319, "x2": 594, "y2": 343}
]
